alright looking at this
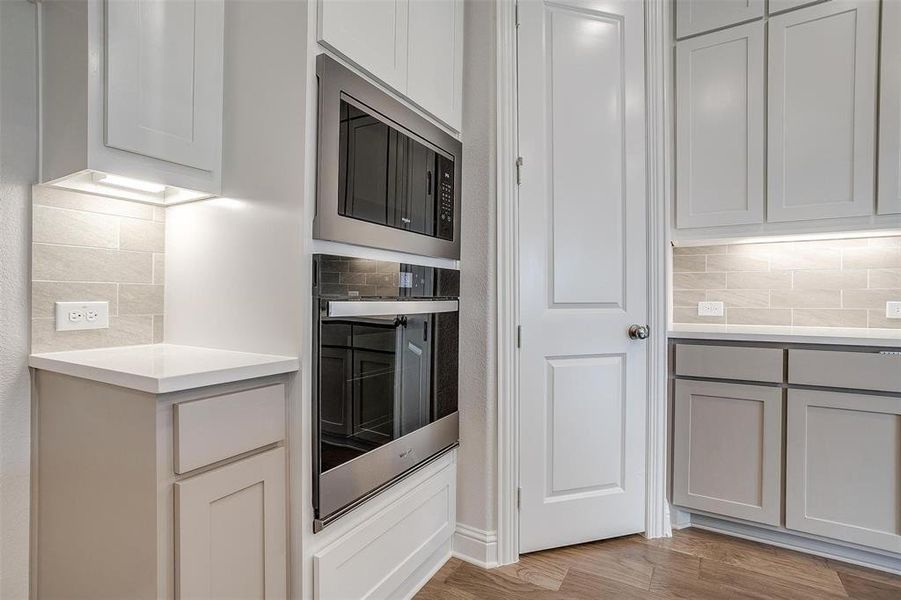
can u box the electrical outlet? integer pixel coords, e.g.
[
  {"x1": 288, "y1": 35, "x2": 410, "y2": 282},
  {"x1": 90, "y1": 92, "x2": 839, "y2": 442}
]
[
  {"x1": 56, "y1": 301, "x2": 109, "y2": 331},
  {"x1": 886, "y1": 301, "x2": 901, "y2": 319},
  {"x1": 697, "y1": 301, "x2": 724, "y2": 317}
]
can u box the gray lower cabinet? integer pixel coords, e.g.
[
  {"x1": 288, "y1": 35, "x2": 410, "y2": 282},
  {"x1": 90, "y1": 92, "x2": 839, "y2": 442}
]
[
  {"x1": 786, "y1": 389, "x2": 901, "y2": 554},
  {"x1": 673, "y1": 379, "x2": 783, "y2": 526}
]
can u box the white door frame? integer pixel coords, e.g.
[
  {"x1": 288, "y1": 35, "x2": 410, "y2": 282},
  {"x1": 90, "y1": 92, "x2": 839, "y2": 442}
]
[{"x1": 495, "y1": 0, "x2": 671, "y2": 566}]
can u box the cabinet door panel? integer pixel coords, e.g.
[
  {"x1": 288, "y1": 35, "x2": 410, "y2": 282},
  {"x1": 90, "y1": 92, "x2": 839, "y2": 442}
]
[
  {"x1": 879, "y1": 0, "x2": 901, "y2": 215},
  {"x1": 769, "y1": 0, "x2": 828, "y2": 14},
  {"x1": 676, "y1": 23, "x2": 764, "y2": 228},
  {"x1": 786, "y1": 390, "x2": 901, "y2": 553},
  {"x1": 767, "y1": 1, "x2": 878, "y2": 223},
  {"x1": 176, "y1": 448, "x2": 286, "y2": 600},
  {"x1": 673, "y1": 380, "x2": 783, "y2": 525},
  {"x1": 105, "y1": 0, "x2": 224, "y2": 171},
  {"x1": 318, "y1": 0, "x2": 409, "y2": 92},
  {"x1": 406, "y1": 0, "x2": 463, "y2": 130},
  {"x1": 675, "y1": 0, "x2": 764, "y2": 39}
]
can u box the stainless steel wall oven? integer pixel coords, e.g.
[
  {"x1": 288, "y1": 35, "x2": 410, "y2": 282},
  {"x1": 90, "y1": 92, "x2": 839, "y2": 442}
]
[
  {"x1": 315, "y1": 54, "x2": 462, "y2": 260},
  {"x1": 312, "y1": 254, "x2": 459, "y2": 531}
]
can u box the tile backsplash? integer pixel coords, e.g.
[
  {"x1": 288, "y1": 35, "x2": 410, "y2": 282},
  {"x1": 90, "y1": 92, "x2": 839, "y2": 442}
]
[
  {"x1": 672, "y1": 236, "x2": 901, "y2": 330},
  {"x1": 31, "y1": 186, "x2": 165, "y2": 352}
]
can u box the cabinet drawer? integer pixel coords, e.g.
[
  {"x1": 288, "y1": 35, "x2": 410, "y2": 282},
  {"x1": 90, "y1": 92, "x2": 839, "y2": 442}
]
[
  {"x1": 675, "y1": 344, "x2": 783, "y2": 382},
  {"x1": 788, "y1": 349, "x2": 901, "y2": 393},
  {"x1": 174, "y1": 384, "x2": 285, "y2": 473}
]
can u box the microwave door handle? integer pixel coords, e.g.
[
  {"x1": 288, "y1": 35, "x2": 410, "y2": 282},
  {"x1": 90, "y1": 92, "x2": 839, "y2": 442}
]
[{"x1": 327, "y1": 299, "x2": 458, "y2": 318}]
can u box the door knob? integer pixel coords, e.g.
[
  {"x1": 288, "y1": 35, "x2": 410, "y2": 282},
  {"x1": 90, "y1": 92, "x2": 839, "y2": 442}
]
[{"x1": 628, "y1": 324, "x2": 650, "y2": 340}]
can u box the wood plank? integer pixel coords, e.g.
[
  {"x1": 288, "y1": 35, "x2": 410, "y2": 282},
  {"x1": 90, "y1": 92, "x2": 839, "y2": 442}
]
[{"x1": 699, "y1": 558, "x2": 848, "y2": 600}]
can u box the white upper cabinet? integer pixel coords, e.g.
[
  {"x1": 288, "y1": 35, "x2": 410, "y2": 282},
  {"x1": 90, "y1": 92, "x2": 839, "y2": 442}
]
[
  {"x1": 675, "y1": 0, "x2": 764, "y2": 39},
  {"x1": 318, "y1": 0, "x2": 463, "y2": 131},
  {"x1": 105, "y1": 0, "x2": 224, "y2": 172},
  {"x1": 40, "y1": 0, "x2": 224, "y2": 200},
  {"x1": 768, "y1": 0, "x2": 828, "y2": 15},
  {"x1": 676, "y1": 22, "x2": 764, "y2": 228},
  {"x1": 407, "y1": 0, "x2": 464, "y2": 131},
  {"x1": 879, "y1": 0, "x2": 901, "y2": 215},
  {"x1": 766, "y1": 0, "x2": 878, "y2": 223},
  {"x1": 318, "y1": 0, "x2": 409, "y2": 92}
]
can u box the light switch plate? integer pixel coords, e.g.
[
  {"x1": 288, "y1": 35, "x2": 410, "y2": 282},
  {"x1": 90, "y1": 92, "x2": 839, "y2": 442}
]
[
  {"x1": 886, "y1": 301, "x2": 901, "y2": 319},
  {"x1": 55, "y1": 301, "x2": 110, "y2": 331},
  {"x1": 697, "y1": 301, "x2": 724, "y2": 317}
]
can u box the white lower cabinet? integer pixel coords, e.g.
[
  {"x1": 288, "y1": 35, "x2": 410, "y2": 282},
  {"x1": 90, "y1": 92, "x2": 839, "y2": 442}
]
[
  {"x1": 176, "y1": 447, "x2": 287, "y2": 600},
  {"x1": 673, "y1": 380, "x2": 783, "y2": 525},
  {"x1": 786, "y1": 390, "x2": 901, "y2": 554}
]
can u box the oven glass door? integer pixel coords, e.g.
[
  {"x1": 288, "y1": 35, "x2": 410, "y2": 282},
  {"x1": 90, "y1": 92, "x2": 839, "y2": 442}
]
[
  {"x1": 338, "y1": 98, "x2": 455, "y2": 241},
  {"x1": 317, "y1": 300, "x2": 459, "y2": 474}
]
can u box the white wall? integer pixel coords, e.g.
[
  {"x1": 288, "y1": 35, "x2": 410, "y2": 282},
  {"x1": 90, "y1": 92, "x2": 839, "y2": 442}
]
[
  {"x1": 0, "y1": 2, "x2": 37, "y2": 598},
  {"x1": 456, "y1": 0, "x2": 498, "y2": 540}
]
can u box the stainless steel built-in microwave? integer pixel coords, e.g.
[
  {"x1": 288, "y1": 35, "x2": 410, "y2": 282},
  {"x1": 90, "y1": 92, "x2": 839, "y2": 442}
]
[{"x1": 314, "y1": 55, "x2": 462, "y2": 260}]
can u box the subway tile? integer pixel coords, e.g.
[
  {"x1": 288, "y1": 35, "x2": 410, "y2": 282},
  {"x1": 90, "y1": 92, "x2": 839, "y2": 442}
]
[
  {"x1": 706, "y1": 289, "x2": 770, "y2": 308},
  {"x1": 152, "y1": 253, "x2": 165, "y2": 285},
  {"x1": 119, "y1": 284, "x2": 164, "y2": 315},
  {"x1": 769, "y1": 246, "x2": 841, "y2": 271},
  {"x1": 706, "y1": 254, "x2": 769, "y2": 272},
  {"x1": 33, "y1": 205, "x2": 119, "y2": 249},
  {"x1": 673, "y1": 272, "x2": 726, "y2": 290},
  {"x1": 867, "y1": 310, "x2": 901, "y2": 329},
  {"x1": 795, "y1": 238, "x2": 869, "y2": 250},
  {"x1": 727, "y1": 242, "x2": 791, "y2": 256},
  {"x1": 672, "y1": 245, "x2": 727, "y2": 255},
  {"x1": 153, "y1": 316, "x2": 165, "y2": 343},
  {"x1": 33, "y1": 244, "x2": 153, "y2": 283},
  {"x1": 152, "y1": 206, "x2": 166, "y2": 223},
  {"x1": 365, "y1": 273, "x2": 396, "y2": 286},
  {"x1": 770, "y1": 289, "x2": 841, "y2": 309},
  {"x1": 31, "y1": 316, "x2": 153, "y2": 353},
  {"x1": 31, "y1": 282, "x2": 118, "y2": 319},
  {"x1": 867, "y1": 236, "x2": 901, "y2": 248},
  {"x1": 792, "y1": 309, "x2": 868, "y2": 328},
  {"x1": 727, "y1": 308, "x2": 791, "y2": 326},
  {"x1": 347, "y1": 259, "x2": 380, "y2": 272},
  {"x1": 726, "y1": 271, "x2": 792, "y2": 290},
  {"x1": 673, "y1": 255, "x2": 706, "y2": 273},
  {"x1": 339, "y1": 272, "x2": 366, "y2": 285},
  {"x1": 33, "y1": 185, "x2": 154, "y2": 220},
  {"x1": 672, "y1": 306, "x2": 725, "y2": 324},
  {"x1": 868, "y1": 269, "x2": 901, "y2": 289},
  {"x1": 673, "y1": 290, "x2": 706, "y2": 307},
  {"x1": 842, "y1": 247, "x2": 901, "y2": 269},
  {"x1": 842, "y1": 289, "x2": 901, "y2": 310},
  {"x1": 119, "y1": 218, "x2": 165, "y2": 252},
  {"x1": 792, "y1": 269, "x2": 867, "y2": 290}
]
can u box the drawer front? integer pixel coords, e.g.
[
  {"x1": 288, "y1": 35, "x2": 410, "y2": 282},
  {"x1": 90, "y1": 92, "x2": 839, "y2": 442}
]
[
  {"x1": 174, "y1": 384, "x2": 285, "y2": 473},
  {"x1": 675, "y1": 344, "x2": 784, "y2": 383},
  {"x1": 788, "y1": 349, "x2": 901, "y2": 393}
]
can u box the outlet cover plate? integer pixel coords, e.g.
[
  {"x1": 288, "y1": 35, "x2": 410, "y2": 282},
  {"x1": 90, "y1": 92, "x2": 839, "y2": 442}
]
[
  {"x1": 698, "y1": 301, "x2": 725, "y2": 317},
  {"x1": 886, "y1": 301, "x2": 901, "y2": 319},
  {"x1": 55, "y1": 301, "x2": 110, "y2": 331}
]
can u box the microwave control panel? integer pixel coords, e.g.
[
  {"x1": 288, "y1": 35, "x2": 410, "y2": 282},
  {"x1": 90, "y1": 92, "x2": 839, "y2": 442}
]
[{"x1": 437, "y1": 155, "x2": 455, "y2": 240}]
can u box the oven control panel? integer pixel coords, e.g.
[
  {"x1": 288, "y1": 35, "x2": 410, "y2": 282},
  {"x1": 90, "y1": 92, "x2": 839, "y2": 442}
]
[{"x1": 437, "y1": 155, "x2": 455, "y2": 241}]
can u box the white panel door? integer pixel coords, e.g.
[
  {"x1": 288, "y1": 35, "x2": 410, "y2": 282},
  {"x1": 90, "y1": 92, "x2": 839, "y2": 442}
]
[
  {"x1": 676, "y1": 22, "x2": 764, "y2": 228},
  {"x1": 318, "y1": 0, "x2": 409, "y2": 92},
  {"x1": 105, "y1": 0, "x2": 224, "y2": 171},
  {"x1": 518, "y1": 0, "x2": 647, "y2": 553},
  {"x1": 407, "y1": 0, "x2": 464, "y2": 130},
  {"x1": 767, "y1": 0, "x2": 878, "y2": 223},
  {"x1": 879, "y1": 0, "x2": 901, "y2": 215},
  {"x1": 175, "y1": 448, "x2": 287, "y2": 600},
  {"x1": 675, "y1": 0, "x2": 764, "y2": 39}
]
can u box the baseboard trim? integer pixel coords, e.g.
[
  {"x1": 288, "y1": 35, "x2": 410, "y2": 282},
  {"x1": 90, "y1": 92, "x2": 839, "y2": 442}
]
[
  {"x1": 452, "y1": 523, "x2": 499, "y2": 569},
  {"x1": 690, "y1": 513, "x2": 901, "y2": 575},
  {"x1": 399, "y1": 538, "x2": 454, "y2": 600}
]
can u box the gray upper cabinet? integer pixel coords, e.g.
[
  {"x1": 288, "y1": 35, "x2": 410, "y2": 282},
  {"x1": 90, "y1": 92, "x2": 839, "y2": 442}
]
[
  {"x1": 879, "y1": 0, "x2": 901, "y2": 215},
  {"x1": 675, "y1": 0, "x2": 764, "y2": 39},
  {"x1": 673, "y1": 379, "x2": 783, "y2": 526},
  {"x1": 766, "y1": 1, "x2": 878, "y2": 223},
  {"x1": 676, "y1": 23, "x2": 764, "y2": 229},
  {"x1": 786, "y1": 389, "x2": 901, "y2": 554}
]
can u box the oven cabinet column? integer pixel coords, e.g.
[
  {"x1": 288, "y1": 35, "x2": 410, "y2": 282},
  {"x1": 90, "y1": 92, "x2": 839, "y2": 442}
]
[{"x1": 32, "y1": 370, "x2": 289, "y2": 600}]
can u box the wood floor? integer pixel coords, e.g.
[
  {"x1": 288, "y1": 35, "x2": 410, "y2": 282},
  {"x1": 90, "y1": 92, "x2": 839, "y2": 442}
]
[{"x1": 415, "y1": 528, "x2": 901, "y2": 599}]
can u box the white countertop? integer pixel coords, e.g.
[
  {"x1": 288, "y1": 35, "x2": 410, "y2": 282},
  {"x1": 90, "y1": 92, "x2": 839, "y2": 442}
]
[
  {"x1": 668, "y1": 324, "x2": 901, "y2": 348},
  {"x1": 29, "y1": 344, "x2": 300, "y2": 393}
]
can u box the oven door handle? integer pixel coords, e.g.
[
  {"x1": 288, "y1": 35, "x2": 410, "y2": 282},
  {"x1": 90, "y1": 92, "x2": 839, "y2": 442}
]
[{"x1": 326, "y1": 299, "x2": 459, "y2": 318}]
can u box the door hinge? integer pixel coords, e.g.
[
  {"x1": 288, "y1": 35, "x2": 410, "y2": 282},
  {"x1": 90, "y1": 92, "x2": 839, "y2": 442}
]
[
  {"x1": 516, "y1": 325, "x2": 522, "y2": 348},
  {"x1": 517, "y1": 487, "x2": 522, "y2": 509},
  {"x1": 516, "y1": 156, "x2": 524, "y2": 185},
  {"x1": 515, "y1": 2, "x2": 520, "y2": 28}
]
